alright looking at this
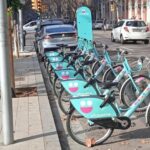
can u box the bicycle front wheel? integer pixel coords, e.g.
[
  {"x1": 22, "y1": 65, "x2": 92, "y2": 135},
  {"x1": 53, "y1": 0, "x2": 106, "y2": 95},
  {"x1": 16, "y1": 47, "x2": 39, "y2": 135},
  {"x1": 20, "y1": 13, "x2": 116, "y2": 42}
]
[
  {"x1": 146, "y1": 104, "x2": 150, "y2": 126},
  {"x1": 102, "y1": 64, "x2": 123, "y2": 82},
  {"x1": 67, "y1": 108, "x2": 114, "y2": 146},
  {"x1": 58, "y1": 89, "x2": 71, "y2": 114},
  {"x1": 120, "y1": 75, "x2": 150, "y2": 111},
  {"x1": 54, "y1": 76, "x2": 62, "y2": 97}
]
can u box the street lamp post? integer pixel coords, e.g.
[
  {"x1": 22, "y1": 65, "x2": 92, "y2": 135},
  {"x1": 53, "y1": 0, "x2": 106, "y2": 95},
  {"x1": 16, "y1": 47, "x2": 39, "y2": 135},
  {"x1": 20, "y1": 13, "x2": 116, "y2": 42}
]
[
  {"x1": 19, "y1": 0, "x2": 26, "y2": 52},
  {"x1": 0, "y1": 0, "x2": 14, "y2": 145},
  {"x1": 18, "y1": 8, "x2": 24, "y2": 52}
]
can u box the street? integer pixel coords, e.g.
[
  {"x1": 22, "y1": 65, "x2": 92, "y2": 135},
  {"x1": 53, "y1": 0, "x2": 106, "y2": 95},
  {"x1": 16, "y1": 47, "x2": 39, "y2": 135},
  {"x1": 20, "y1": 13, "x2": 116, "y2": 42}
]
[{"x1": 93, "y1": 30, "x2": 150, "y2": 58}]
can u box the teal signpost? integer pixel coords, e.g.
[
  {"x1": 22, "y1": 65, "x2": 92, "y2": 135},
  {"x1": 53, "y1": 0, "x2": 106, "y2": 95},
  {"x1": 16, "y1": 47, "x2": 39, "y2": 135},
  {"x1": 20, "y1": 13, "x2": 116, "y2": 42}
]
[{"x1": 76, "y1": 6, "x2": 93, "y2": 41}]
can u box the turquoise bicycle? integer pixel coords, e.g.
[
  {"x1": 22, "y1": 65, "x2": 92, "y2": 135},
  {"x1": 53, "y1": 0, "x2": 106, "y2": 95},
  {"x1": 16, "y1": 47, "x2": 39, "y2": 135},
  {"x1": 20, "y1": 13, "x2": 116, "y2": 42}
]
[
  {"x1": 67, "y1": 81, "x2": 150, "y2": 147},
  {"x1": 58, "y1": 50, "x2": 149, "y2": 114}
]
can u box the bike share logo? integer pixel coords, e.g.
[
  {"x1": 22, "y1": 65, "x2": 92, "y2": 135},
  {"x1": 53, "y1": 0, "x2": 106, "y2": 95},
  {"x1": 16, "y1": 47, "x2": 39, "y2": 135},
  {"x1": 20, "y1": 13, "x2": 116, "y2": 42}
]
[
  {"x1": 49, "y1": 52, "x2": 55, "y2": 56},
  {"x1": 52, "y1": 57, "x2": 59, "y2": 62},
  {"x1": 61, "y1": 71, "x2": 69, "y2": 80},
  {"x1": 68, "y1": 82, "x2": 79, "y2": 92},
  {"x1": 81, "y1": 9, "x2": 89, "y2": 15},
  {"x1": 56, "y1": 63, "x2": 63, "y2": 70},
  {"x1": 80, "y1": 100, "x2": 93, "y2": 113}
]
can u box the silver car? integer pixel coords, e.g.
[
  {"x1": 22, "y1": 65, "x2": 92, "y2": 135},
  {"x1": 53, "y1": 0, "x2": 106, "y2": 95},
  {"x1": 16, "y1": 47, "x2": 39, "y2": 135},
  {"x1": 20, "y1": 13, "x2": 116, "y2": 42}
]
[
  {"x1": 38, "y1": 24, "x2": 77, "y2": 55},
  {"x1": 23, "y1": 20, "x2": 39, "y2": 33}
]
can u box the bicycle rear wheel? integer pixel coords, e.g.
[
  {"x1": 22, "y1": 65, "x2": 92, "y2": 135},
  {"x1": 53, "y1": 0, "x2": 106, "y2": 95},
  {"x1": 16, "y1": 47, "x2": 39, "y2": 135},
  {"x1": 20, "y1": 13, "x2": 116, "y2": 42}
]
[{"x1": 67, "y1": 108, "x2": 114, "y2": 146}]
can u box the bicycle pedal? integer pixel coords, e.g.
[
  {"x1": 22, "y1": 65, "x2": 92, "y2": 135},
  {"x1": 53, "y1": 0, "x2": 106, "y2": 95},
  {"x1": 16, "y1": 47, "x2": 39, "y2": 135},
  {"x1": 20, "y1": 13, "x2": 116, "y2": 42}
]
[{"x1": 131, "y1": 122, "x2": 136, "y2": 127}]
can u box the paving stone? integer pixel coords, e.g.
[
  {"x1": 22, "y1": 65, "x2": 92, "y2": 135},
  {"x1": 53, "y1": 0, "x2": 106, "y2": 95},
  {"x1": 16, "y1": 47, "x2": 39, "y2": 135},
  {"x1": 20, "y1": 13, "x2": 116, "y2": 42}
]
[{"x1": 0, "y1": 51, "x2": 61, "y2": 150}]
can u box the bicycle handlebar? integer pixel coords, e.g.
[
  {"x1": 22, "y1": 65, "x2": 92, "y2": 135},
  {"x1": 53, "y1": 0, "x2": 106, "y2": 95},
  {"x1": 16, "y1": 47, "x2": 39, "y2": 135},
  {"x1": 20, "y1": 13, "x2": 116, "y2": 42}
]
[
  {"x1": 84, "y1": 78, "x2": 93, "y2": 88},
  {"x1": 62, "y1": 52, "x2": 78, "y2": 61},
  {"x1": 100, "y1": 90, "x2": 115, "y2": 108},
  {"x1": 74, "y1": 69, "x2": 81, "y2": 76}
]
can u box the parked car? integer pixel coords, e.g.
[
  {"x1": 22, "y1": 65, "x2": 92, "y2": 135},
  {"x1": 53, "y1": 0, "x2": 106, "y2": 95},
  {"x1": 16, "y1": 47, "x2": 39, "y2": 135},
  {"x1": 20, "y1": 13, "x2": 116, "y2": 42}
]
[
  {"x1": 23, "y1": 20, "x2": 39, "y2": 33},
  {"x1": 92, "y1": 20, "x2": 103, "y2": 29},
  {"x1": 111, "y1": 19, "x2": 150, "y2": 44},
  {"x1": 35, "y1": 20, "x2": 64, "y2": 39},
  {"x1": 36, "y1": 19, "x2": 64, "y2": 31},
  {"x1": 35, "y1": 19, "x2": 64, "y2": 53},
  {"x1": 106, "y1": 21, "x2": 113, "y2": 30},
  {"x1": 38, "y1": 24, "x2": 77, "y2": 56}
]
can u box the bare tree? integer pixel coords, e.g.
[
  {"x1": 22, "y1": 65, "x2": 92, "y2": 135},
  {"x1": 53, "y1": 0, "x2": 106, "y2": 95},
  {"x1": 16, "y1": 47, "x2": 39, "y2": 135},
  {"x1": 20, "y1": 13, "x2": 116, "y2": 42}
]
[{"x1": 49, "y1": 0, "x2": 92, "y2": 20}]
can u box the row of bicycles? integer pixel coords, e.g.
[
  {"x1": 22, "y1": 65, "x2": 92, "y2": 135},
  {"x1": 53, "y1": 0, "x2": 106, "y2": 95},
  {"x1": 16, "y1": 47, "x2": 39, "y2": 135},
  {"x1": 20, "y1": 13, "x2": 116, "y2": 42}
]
[{"x1": 37, "y1": 37, "x2": 150, "y2": 147}]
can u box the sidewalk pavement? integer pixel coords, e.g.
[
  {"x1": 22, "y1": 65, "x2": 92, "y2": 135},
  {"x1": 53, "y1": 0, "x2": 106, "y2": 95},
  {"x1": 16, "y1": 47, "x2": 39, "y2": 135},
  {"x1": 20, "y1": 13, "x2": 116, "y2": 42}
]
[{"x1": 0, "y1": 52, "x2": 61, "y2": 150}]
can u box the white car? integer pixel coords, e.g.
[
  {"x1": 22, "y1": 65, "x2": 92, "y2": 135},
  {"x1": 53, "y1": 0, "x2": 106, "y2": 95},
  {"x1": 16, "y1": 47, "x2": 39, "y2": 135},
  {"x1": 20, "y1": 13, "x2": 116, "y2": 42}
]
[
  {"x1": 111, "y1": 19, "x2": 150, "y2": 44},
  {"x1": 93, "y1": 20, "x2": 103, "y2": 29},
  {"x1": 23, "y1": 20, "x2": 39, "y2": 33}
]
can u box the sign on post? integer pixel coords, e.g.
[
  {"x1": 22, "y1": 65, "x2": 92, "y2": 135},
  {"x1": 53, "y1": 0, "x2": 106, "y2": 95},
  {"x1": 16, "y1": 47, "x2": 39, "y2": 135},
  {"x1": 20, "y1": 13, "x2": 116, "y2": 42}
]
[{"x1": 76, "y1": 6, "x2": 93, "y2": 41}]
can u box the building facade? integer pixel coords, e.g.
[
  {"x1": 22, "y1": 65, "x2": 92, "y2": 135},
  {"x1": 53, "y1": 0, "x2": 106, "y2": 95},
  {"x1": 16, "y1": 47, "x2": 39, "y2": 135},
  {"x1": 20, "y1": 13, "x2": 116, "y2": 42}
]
[
  {"x1": 124, "y1": 0, "x2": 150, "y2": 25},
  {"x1": 92, "y1": 0, "x2": 150, "y2": 25}
]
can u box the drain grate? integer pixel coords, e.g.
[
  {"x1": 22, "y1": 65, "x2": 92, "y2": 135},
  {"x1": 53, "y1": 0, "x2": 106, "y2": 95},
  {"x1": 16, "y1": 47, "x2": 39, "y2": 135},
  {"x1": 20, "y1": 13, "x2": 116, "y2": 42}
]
[{"x1": 15, "y1": 87, "x2": 37, "y2": 97}]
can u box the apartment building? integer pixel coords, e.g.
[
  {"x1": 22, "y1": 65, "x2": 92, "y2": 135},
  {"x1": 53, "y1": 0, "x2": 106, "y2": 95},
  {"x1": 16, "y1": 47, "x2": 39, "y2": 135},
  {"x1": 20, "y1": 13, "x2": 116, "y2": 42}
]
[
  {"x1": 91, "y1": 0, "x2": 150, "y2": 25},
  {"x1": 125, "y1": 0, "x2": 150, "y2": 25}
]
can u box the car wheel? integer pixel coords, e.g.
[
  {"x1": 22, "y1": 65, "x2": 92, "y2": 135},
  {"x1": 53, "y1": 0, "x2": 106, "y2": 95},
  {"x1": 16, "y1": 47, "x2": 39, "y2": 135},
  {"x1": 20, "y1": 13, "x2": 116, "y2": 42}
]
[
  {"x1": 120, "y1": 35, "x2": 125, "y2": 44},
  {"x1": 111, "y1": 33, "x2": 115, "y2": 42},
  {"x1": 144, "y1": 40, "x2": 149, "y2": 44}
]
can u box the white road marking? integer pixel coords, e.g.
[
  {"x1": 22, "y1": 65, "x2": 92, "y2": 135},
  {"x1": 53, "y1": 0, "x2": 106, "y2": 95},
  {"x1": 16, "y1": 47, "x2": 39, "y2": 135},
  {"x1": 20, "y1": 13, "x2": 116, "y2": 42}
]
[{"x1": 119, "y1": 46, "x2": 134, "y2": 51}]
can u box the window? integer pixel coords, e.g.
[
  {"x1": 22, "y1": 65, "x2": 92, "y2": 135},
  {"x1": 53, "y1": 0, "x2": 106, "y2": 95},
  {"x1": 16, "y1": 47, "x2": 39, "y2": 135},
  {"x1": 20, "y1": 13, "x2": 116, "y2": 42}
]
[
  {"x1": 96, "y1": 20, "x2": 103, "y2": 23},
  {"x1": 126, "y1": 21, "x2": 146, "y2": 27},
  {"x1": 30, "y1": 22, "x2": 37, "y2": 26},
  {"x1": 45, "y1": 26, "x2": 75, "y2": 34},
  {"x1": 117, "y1": 21, "x2": 124, "y2": 27}
]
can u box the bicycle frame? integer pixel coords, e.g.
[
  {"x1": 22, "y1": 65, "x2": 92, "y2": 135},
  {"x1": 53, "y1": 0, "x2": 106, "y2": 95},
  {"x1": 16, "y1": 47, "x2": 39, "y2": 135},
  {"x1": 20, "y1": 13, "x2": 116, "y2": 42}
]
[
  {"x1": 70, "y1": 84, "x2": 150, "y2": 120},
  {"x1": 120, "y1": 84, "x2": 150, "y2": 117},
  {"x1": 145, "y1": 98, "x2": 150, "y2": 125},
  {"x1": 93, "y1": 49, "x2": 121, "y2": 79},
  {"x1": 113, "y1": 57, "x2": 143, "y2": 93}
]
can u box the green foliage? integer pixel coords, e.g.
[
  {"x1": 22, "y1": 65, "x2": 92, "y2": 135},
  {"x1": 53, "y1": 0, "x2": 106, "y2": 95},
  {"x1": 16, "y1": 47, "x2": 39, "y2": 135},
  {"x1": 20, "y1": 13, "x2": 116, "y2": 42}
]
[{"x1": 7, "y1": 0, "x2": 22, "y2": 11}]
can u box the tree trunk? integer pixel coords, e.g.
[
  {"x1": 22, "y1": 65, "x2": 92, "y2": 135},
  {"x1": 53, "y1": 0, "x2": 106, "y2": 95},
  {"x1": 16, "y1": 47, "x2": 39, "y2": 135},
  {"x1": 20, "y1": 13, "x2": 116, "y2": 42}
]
[
  {"x1": 56, "y1": 0, "x2": 61, "y2": 18},
  {"x1": 7, "y1": 11, "x2": 16, "y2": 97}
]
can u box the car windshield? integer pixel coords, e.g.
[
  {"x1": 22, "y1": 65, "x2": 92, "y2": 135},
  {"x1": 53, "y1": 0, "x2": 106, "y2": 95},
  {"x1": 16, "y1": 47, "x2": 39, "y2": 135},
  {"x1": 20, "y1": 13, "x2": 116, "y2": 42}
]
[
  {"x1": 126, "y1": 21, "x2": 146, "y2": 27},
  {"x1": 46, "y1": 26, "x2": 75, "y2": 33},
  {"x1": 96, "y1": 20, "x2": 103, "y2": 23}
]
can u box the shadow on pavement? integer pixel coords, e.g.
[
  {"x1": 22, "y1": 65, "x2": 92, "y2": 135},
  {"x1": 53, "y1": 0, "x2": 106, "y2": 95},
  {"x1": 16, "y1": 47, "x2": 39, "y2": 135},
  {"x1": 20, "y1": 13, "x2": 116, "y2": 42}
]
[
  {"x1": 15, "y1": 131, "x2": 57, "y2": 143},
  {"x1": 39, "y1": 61, "x2": 71, "y2": 150}
]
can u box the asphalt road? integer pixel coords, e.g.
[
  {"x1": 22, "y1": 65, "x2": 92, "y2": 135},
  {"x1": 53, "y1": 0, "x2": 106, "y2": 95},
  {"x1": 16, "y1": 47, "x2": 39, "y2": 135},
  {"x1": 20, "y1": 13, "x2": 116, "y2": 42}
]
[{"x1": 93, "y1": 30, "x2": 150, "y2": 58}]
